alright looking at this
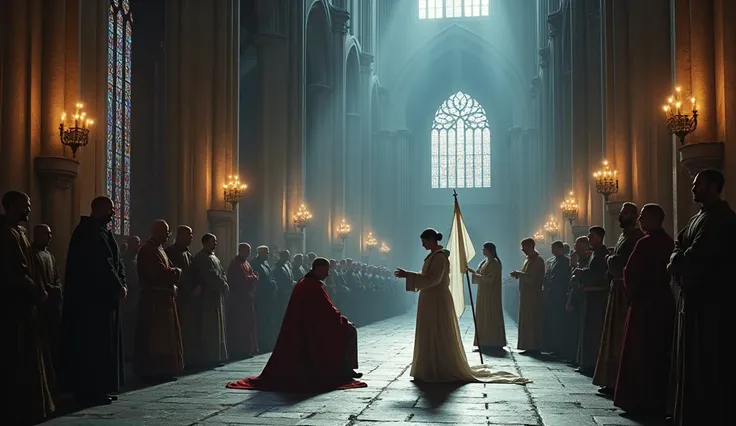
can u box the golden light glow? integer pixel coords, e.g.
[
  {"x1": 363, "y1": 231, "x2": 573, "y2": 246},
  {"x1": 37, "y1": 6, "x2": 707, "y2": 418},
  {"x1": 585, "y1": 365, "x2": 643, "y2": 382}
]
[
  {"x1": 593, "y1": 160, "x2": 619, "y2": 201},
  {"x1": 533, "y1": 230, "x2": 545, "y2": 241},
  {"x1": 365, "y1": 232, "x2": 378, "y2": 249},
  {"x1": 663, "y1": 85, "x2": 698, "y2": 145},
  {"x1": 544, "y1": 215, "x2": 560, "y2": 239},
  {"x1": 223, "y1": 175, "x2": 247, "y2": 209},
  {"x1": 336, "y1": 219, "x2": 351, "y2": 240},
  {"x1": 560, "y1": 191, "x2": 579, "y2": 224},
  {"x1": 292, "y1": 204, "x2": 313, "y2": 232},
  {"x1": 59, "y1": 102, "x2": 94, "y2": 158},
  {"x1": 379, "y1": 242, "x2": 391, "y2": 254}
]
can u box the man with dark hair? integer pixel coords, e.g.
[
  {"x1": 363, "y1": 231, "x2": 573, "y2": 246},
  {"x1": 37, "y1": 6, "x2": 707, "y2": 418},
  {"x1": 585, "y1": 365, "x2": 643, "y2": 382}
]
[
  {"x1": 572, "y1": 226, "x2": 609, "y2": 375},
  {"x1": 165, "y1": 225, "x2": 198, "y2": 366},
  {"x1": 668, "y1": 169, "x2": 736, "y2": 425},
  {"x1": 191, "y1": 232, "x2": 228, "y2": 367},
  {"x1": 227, "y1": 257, "x2": 364, "y2": 392},
  {"x1": 594, "y1": 202, "x2": 643, "y2": 395},
  {"x1": 543, "y1": 240, "x2": 571, "y2": 356},
  {"x1": 511, "y1": 238, "x2": 545, "y2": 355},
  {"x1": 0, "y1": 191, "x2": 55, "y2": 423},
  {"x1": 62, "y1": 196, "x2": 126, "y2": 406},
  {"x1": 226, "y1": 243, "x2": 259, "y2": 359}
]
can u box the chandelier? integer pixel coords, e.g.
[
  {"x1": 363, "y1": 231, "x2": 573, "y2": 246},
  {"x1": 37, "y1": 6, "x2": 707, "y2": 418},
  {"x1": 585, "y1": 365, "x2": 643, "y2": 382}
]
[
  {"x1": 533, "y1": 230, "x2": 545, "y2": 242},
  {"x1": 365, "y1": 232, "x2": 378, "y2": 250},
  {"x1": 544, "y1": 215, "x2": 560, "y2": 240},
  {"x1": 292, "y1": 204, "x2": 312, "y2": 232},
  {"x1": 593, "y1": 160, "x2": 618, "y2": 201},
  {"x1": 663, "y1": 87, "x2": 698, "y2": 145},
  {"x1": 336, "y1": 219, "x2": 351, "y2": 241},
  {"x1": 59, "y1": 103, "x2": 93, "y2": 159},
  {"x1": 379, "y1": 242, "x2": 390, "y2": 254},
  {"x1": 223, "y1": 175, "x2": 247, "y2": 210},
  {"x1": 560, "y1": 191, "x2": 579, "y2": 225}
]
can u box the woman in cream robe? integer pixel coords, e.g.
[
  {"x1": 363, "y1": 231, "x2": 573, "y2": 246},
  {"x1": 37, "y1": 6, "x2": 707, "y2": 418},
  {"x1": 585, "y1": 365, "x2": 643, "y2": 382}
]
[
  {"x1": 468, "y1": 242, "x2": 507, "y2": 350},
  {"x1": 395, "y1": 229, "x2": 528, "y2": 384}
]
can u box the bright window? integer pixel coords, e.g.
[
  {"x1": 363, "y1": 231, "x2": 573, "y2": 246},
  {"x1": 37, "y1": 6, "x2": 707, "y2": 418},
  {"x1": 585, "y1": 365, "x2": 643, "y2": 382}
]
[
  {"x1": 430, "y1": 92, "x2": 491, "y2": 189},
  {"x1": 419, "y1": 0, "x2": 489, "y2": 19}
]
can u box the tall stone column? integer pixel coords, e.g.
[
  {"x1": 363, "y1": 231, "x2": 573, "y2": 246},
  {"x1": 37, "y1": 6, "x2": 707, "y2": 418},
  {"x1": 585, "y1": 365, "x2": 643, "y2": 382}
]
[
  {"x1": 583, "y1": 0, "x2": 603, "y2": 227},
  {"x1": 393, "y1": 129, "x2": 411, "y2": 266},
  {"x1": 570, "y1": 0, "x2": 590, "y2": 231},
  {"x1": 330, "y1": 7, "x2": 350, "y2": 251},
  {"x1": 371, "y1": 130, "x2": 392, "y2": 244},
  {"x1": 548, "y1": 7, "x2": 565, "y2": 213},
  {"x1": 538, "y1": 47, "x2": 552, "y2": 211},
  {"x1": 359, "y1": 53, "x2": 375, "y2": 250},
  {"x1": 508, "y1": 127, "x2": 524, "y2": 242},
  {"x1": 305, "y1": 84, "x2": 333, "y2": 256},
  {"x1": 345, "y1": 111, "x2": 362, "y2": 259}
]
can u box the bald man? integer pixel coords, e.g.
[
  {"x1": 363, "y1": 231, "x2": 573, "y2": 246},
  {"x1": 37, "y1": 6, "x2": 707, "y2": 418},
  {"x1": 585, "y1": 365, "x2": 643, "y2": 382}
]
[
  {"x1": 134, "y1": 220, "x2": 184, "y2": 381},
  {"x1": 62, "y1": 196, "x2": 126, "y2": 406}
]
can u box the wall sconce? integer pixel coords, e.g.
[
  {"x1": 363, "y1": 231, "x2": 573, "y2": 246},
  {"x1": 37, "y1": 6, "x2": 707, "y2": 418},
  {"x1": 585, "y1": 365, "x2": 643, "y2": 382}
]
[
  {"x1": 560, "y1": 191, "x2": 579, "y2": 226},
  {"x1": 379, "y1": 242, "x2": 390, "y2": 254},
  {"x1": 60, "y1": 103, "x2": 93, "y2": 159},
  {"x1": 365, "y1": 232, "x2": 378, "y2": 251},
  {"x1": 223, "y1": 175, "x2": 247, "y2": 210},
  {"x1": 292, "y1": 204, "x2": 313, "y2": 233},
  {"x1": 544, "y1": 215, "x2": 560, "y2": 240},
  {"x1": 663, "y1": 86, "x2": 698, "y2": 146},
  {"x1": 593, "y1": 160, "x2": 618, "y2": 201},
  {"x1": 533, "y1": 230, "x2": 545, "y2": 242},
  {"x1": 336, "y1": 219, "x2": 351, "y2": 242}
]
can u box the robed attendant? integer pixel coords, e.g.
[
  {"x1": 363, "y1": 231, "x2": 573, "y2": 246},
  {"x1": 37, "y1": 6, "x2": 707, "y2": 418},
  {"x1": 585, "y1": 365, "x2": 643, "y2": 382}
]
[
  {"x1": 226, "y1": 258, "x2": 365, "y2": 392},
  {"x1": 593, "y1": 203, "x2": 643, "y2": 392},
  {"x1": 165, "y1": 226, "x2": 196, "y2": 366},
  {"x1": 192, "y1": 233, "x2": 229, "y2": 366},
  {"x1": 542, "y1": 241, "x2": 571, "y2": 355},
  {"x1": 511, "y1": 238, "x2": 545, "y2": 354},
  {"x1": 252, "y1": 246, "x2": 278, "y2": 352},
  {"x1": 573, "y1": 226, "x2": 608, "y2": 375},
  {"x1": 0, "y1": 192, "x2": 55, "y2": 424},
  {"x1": 468, "y1": 242, "x2": 506, "y2": 350},
  {"x1": 134, "y1": 220, "x2": 184, "y2": 379},
  {"x1": 121, "y1": 236, "x2": 140, "y2": 361},
  {"x1": 566, "y1": 236, "x2": 590, "y2": 364},
  {"x1": 667, "y1": 170, "x2": 736, "y2": 426},
  {"x1": 613, "y1": 204, "x2": 674, "y2": 414},
  {"x1": 226, "y1": 243, "x2": 259, "y2": 359},
  {"x1": 62, "y1": 196, "x2": 126, "y2": 406}
]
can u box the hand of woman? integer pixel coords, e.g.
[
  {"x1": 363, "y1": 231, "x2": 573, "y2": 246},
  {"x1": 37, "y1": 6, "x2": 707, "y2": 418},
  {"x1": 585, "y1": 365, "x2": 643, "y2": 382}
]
[
  {"x1": 466, "y1": 268, "x2": 476, "y2": 274},
  {"x1": 394, "y1": 268, "x2": 408, "y2": 278}
]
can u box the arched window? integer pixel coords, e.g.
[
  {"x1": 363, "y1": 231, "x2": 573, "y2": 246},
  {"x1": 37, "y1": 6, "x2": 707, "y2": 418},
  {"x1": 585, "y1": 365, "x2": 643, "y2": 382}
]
[
  {"x1": 418, "y1": 0, "x2": 490, "y2": 20},
  {"x1": 430, "y1": 91, "x2": 491, "y2": 189},
  {"x1": 107, "y1": 0, "x2": 132, "y2": 235}
]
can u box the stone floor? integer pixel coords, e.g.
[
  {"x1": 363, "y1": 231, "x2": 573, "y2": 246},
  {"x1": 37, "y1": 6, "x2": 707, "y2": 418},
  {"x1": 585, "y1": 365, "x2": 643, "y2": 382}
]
[{"x1": 43, "y1": 312, "x2": 660, "y2": 426}]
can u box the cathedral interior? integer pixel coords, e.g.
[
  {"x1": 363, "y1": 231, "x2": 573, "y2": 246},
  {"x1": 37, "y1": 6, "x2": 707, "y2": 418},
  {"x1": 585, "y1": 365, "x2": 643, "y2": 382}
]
[{"x1": 0, "y1": 0, "x2": 733, "y2": 425}]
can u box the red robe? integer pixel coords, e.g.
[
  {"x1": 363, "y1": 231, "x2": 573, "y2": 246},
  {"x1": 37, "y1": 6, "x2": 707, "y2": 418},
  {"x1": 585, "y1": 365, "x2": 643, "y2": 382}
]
[
  {"x1": 226, "y1": 272, "x2": 366, "y2": 392},
  {"x1": 226, "y1": 256, "x2": 259, "y2": 357},
  {"x1": 133, "y1": 239, "x2": 184, "y2": 377},
  {"x1": 614, "y1": 229, "x2": 675, "y2": 412}
]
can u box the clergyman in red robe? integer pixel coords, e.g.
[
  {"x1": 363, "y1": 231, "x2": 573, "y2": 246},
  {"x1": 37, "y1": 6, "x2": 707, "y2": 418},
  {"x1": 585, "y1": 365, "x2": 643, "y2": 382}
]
[
  {"x1": 614, "y1": 203, "x2": 675, "y2": 415},
  {"x1": 226, "y1": 257, "x2": 365, "y2": 392},
  {"x1": 226, "y1": 243, "x2": 259, "y2": 359},
  {"x1": 133, "y1": 220, "x2": 184, "y2": 380}
]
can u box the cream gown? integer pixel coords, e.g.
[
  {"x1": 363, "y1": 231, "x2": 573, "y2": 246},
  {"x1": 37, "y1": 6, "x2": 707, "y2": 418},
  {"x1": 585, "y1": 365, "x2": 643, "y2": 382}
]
[
  {"x1": 472, "y1": 258, "x2": 507, "y2": 347},
  {"x1": 406, "y1": 247, "x2": 529, "y2": 384}
]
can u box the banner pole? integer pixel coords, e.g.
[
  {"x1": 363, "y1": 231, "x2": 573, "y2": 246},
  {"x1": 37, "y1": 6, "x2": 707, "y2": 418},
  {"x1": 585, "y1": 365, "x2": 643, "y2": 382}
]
[{"x1": 465, "y1": 270, "x2": 483, "y2": 365}]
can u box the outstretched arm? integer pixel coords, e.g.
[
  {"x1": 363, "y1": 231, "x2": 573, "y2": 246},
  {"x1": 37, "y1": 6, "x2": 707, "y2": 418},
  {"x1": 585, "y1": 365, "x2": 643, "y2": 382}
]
[{"x1": 405, "y1": 254, "x2": 448, "y2": 292}]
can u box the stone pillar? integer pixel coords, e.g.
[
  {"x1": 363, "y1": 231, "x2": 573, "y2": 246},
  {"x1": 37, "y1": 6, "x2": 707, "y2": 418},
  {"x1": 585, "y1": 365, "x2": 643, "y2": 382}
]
[
  {"x1": 330, "y1": 7, "x2": 350, "y2": 248},
  {"x1": 345, "y1": 112, "x2": 362, "y2": 259},
  {"x1": 508, "y1": 127, "x2": 524, "y2": 241},
  {"x1": 359, "y1": 53, "x2": 375, "y2": 251},
  {"x1": 371, "y1": 130, "x2": 392, "y2": 243},
  {"x1": 548, "y1": 8, "x2": 564, "y2": 213},
  {"x1": 305, "y1": 84, "x2": 333, "y2": 256},
  {"x1": 605, "y1": 201, "x2": 623, "y2": 245},
  {"x1": 284, "y1": 231, "x2": 305, "y2": 256},
  {"x1": 394, "y1": 129, "x2": 411, "y2": 265},
  {"x1": 34, "y1": 156, "x2": 79, "y2": 277},
  {"x1": 208, "y1": 209, "x2": 236, "y2": 264},
  {"x1": 538, "y1": 47, "x2": 551, "y2": 212}
]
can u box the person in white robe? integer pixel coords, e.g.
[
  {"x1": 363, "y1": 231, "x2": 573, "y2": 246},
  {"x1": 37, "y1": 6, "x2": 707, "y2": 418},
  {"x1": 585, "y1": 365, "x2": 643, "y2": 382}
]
[
  {"x1": 467, "y1": 242, "x2": 507, "y2": 351},
  {"x1": 394, "y1": 228, "x2": 529, "y2": 384}
]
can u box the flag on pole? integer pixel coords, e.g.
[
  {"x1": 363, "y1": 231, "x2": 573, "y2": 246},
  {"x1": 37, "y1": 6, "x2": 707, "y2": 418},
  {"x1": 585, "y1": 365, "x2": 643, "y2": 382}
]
[{"x1": 447, "y1": 195, "x2": 475, "y2": 318}]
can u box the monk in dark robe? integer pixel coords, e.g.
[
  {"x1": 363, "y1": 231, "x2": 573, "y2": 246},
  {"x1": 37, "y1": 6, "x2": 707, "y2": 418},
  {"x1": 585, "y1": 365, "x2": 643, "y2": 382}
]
[
  {"x1": 226, "y1": 243, "x2": 259, "y2": 359},
  {"x1": 134, "y1": 220, "x2": 183, "y2": 380},
  {"x1": 613, "y1": 204, "x2": 674, "y2": 415},
  {"x1": 121, "y1": 236, "x2": 140, "y2": 362},
  {"x1": 226, "y1": 257, "x2": 364, "y2": 392},
  {"x1": 542, "y1": 240, "x2": 571, "y2": 355},
  {"x1": 252, "y1": 245, "x2": 278, "y2": 352},
  {"x1": 165, "y1": 225, "x2": 197, "y2": 367},
  {"x1": 572, "y1": 226, "x2": 608, "y2": 376},
  {"x1": 291, "y1": 253, "x2": 307, "y2": 281},
  {"x1": 594, "y1": 203, "x2": 643, "y2": 394},
  {"x1": 191, "y1": 233, "x2": 229, "y2": 366},
  {"x1": 667, "y1": 169, "x2": 736, "y2": 426},
  {"x1": 566, "y1": 236, "x2": 590, "y2": 365},
  {"x1": 62, "y1": 196, "x2": 126, "y2": 406},
  {"x1": 273, "y1": 250, "x2": 295, "y2": 320},
  {"x1": 31, "y1": 224, "x2": 64, "y2": 393},
  {"x1": 0, "y1": 191, "x2": 55, "y2": 425}
]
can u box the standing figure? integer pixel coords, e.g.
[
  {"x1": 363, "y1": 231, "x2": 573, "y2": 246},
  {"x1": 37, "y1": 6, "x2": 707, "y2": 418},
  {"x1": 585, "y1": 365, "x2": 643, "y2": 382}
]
[
  {"x1": 510, "y1": 238, "x2": 545, "y2": 355},
  {"x1": 0, "y1": 191, "x2": 55, "y2": 424},
  {"x1": 62, "y1": 196, "x2": 126, "y2": 406},
  {"x1": 667, "y1": 169, "x2": 736, "y2": 426},
  {"x1": 566, "y1": 236, "x2": 590, "y2": 365},
  {"x1": 572, "y1": 227, "x2": 608, "y2": 376},
  {"x1": 121, "y1": 236, "x2": 140, "y2": 362},
  {"x1": 226, "y1": 243, "x2": 259, "y2": 359},
  {"x1": 542, "y1": 240, "x2": 572, "y2": 356},
  {"x1": 614, "y1": 204, "x2": 675, "y2": 415},
  {"x1": 165, "y1": 225, "x2": 196, "y2": 366},
  {"x1": 594, "y1": 203, "x2": 643, "y2": 394},
  {"x1": 134, "y1": 220, "x2": 183, "y2": 381},
  {"x1": 192, "y1": 233, "x2": 229, "y2": 366},
  {"x1": 252, "y1": 245, "x2": 278, "y2": 352},
  {"x1": 31, "y1": 224, "x2": 64, "y2": 392},
  {"x1": 291, "y1": 253, "x2": 307, "y2": 281},
  {"x1": 467, "y1": 241, "x2": 507, "y2": 351}
]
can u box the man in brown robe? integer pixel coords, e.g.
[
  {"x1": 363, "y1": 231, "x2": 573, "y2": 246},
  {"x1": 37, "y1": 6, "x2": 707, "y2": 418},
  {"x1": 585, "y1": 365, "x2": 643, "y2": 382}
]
[
  {"x1": 165, "y1": 225, "x2": 197, "y2": 367},
  {"x1": 134, "y1": 220, "x2": 184, "y2": 381},
  {"x1": 226, "y1": 243, "x2": 259, "y2": 359},
  {"x1": 510, "y1": 237, "x2": 545, "y2": 355},
  {"x1": 542, "y1": 240, "x2": 571, "y2": 356},
  {"x1": 667, "y1": 169, "x2": 736, "y2": 426},
  {"x1": 572, "y1": 226, "x2": 608, "y2": 376},
  {"x1": 252, "y1": 245, "x2": 278, "y2": 352},
  {"x1": 593, "y1": 203, "x2": 643, "y2": 394},
  {"x1": 0, "y1": 191, "x2": 55, "y2": 424},
  {"x1": 192, "y1": 233, "x2": 229, "y2": 366},
  {"x1": 566, "y1": 236, "x2": 590, "y2": 366},
  {"x1": 31, "y1": 224, "x2": 64, "y2": 392},
  {"x1": 614, "y1": 203, "x2": 675, "y2": 415}
]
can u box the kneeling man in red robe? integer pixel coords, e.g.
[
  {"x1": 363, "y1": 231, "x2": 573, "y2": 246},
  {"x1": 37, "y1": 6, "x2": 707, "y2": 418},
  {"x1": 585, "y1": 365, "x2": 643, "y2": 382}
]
[{"x1": 226, "y1": 257, "x2": 365, "y2": 392}]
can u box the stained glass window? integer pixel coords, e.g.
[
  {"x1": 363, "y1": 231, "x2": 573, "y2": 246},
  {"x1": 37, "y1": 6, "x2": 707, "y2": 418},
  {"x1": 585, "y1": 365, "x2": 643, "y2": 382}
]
[
  {"x1": 418, "y1": 0, "x2": 489, "y2": 19},
  {"x1": 107, "y1": 0, "x2": 132, "y2": 235},
  {"x1": 430, "y1": 91, "x2": 491, "y2": 189}
]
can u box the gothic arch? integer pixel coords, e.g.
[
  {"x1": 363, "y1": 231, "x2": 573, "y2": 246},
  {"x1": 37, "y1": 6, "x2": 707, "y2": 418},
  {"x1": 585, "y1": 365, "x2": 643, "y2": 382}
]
[
  {"x1": 345, "y1": 44, "x2": 361, "y2": 114},
  {"x1": 370, "y1": 81, "x2": 381, "y2": 133},
  {"x1": 389, "y1": 24, "x2": 529, "y2": 129},
  {"x1": 305, "y1": 0, "x2": 332, "y2": 85}
]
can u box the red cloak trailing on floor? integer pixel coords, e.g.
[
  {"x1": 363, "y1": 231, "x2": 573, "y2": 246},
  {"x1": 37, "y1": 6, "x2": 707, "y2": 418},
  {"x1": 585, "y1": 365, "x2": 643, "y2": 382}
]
[{"x1": 226, "y1": 271, "x2": 366, "y2": 392}]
